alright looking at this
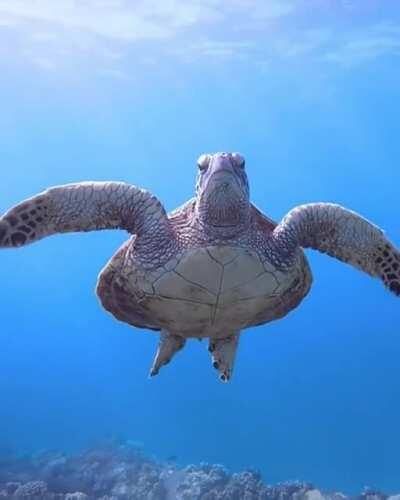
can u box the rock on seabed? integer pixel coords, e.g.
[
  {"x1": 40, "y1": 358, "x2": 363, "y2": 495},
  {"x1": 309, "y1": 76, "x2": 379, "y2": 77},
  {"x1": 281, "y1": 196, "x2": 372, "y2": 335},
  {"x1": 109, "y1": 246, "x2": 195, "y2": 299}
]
[{"x1": 0, "y1": 442, "x2": 397, "y2": 500}]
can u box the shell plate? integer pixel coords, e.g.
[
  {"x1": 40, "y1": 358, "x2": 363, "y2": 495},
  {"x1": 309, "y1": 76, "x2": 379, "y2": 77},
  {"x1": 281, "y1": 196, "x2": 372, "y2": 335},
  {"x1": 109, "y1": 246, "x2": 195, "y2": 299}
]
[{"x1": 97, "y1": 243, "x2": 312, "y2": 339}]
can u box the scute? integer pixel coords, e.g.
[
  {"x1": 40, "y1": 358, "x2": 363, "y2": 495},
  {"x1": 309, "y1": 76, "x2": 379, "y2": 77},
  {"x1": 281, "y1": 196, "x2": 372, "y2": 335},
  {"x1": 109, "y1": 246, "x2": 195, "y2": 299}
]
[
  {"x1": 173, "y1": 248, "x2": 223, "y2": 295},
  {"x1": 153, "y1": 268, "x2": 215, "y2": 304},
  {"x1": 219, "y1": 271, "x2": 279, "y2": 305},
  {"x1": 144, "y1": 295, "x2": 214, "y2": 334},
  {"x1": 221, "y1": 250, "x2": 266, "y2": 290},
  {"x1": 206, "y1": 246, "x2": 241, "y2": 265}
]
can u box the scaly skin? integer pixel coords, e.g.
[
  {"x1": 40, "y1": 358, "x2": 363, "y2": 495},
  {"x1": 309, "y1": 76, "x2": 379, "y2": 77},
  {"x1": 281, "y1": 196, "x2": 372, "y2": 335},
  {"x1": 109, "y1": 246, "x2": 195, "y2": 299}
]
[
  {"x1": 1, "y1": 152, "x2": 399, "y2": 382},
  {"x1": 272, "y1": 202, "x2": 400, "y2": 295},
  {"x1": 0, "y1": 182, "x2": 176, "y2": 266}
]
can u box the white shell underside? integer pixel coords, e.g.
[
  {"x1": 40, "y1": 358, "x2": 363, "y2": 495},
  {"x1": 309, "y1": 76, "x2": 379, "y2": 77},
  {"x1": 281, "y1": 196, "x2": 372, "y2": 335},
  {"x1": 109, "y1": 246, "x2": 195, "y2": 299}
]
[{"x1": 100, "y1": 245, "x2": 311, "y2": 339}]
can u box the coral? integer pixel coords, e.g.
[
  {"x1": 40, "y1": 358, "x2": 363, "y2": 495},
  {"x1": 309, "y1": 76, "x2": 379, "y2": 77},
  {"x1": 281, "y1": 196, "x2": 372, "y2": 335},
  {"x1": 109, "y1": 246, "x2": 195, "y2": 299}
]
[
  {"x1": 0, "y1": 442, "x2": 397, "y2": 500},
  {"x1": 13, "y1": 480, "x2": 48, "y2": 498}
]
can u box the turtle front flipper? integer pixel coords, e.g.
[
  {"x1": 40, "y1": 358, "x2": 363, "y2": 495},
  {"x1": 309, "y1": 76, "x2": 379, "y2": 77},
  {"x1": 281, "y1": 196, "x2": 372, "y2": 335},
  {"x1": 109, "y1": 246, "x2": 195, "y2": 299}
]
[
  {"x1": 209, "y1": 333, "x2": 240, "y2": 383},
  {"x1": 273, "y1": 203, "x2": 400, "y2": 297},
  {"x1": 0, "y1": 181, "x2": 171, "y2": 248},
  {"x1": 149, "y1": 330, "x2": 186, "y2": 377}
]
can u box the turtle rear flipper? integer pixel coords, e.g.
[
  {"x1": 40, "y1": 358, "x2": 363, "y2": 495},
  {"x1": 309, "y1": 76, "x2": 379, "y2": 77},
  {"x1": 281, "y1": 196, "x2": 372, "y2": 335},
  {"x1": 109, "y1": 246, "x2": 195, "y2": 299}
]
[
  {"x1": 209, "y1": 333, "x2": 240, "y2": 382},
  {"x1": 149, "y1": 331, "x2": 186, "y2": 377}
]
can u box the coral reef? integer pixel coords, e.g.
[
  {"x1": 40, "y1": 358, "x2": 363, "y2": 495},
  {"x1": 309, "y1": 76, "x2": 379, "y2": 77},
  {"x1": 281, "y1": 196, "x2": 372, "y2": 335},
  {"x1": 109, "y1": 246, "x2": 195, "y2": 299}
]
[{"x1": 0, "y1": 442, "x2": 397, "y2": 499}]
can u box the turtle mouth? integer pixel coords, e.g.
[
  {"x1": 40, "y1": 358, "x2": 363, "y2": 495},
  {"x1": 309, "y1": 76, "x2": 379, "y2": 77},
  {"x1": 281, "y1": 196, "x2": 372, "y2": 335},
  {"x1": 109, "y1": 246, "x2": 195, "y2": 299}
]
[
  {"x1": 206, "y1": 170, "x2": 243, "y2": 198},
  {"x1": 199, "y1": 177, "x2": 249, "y2": 228}
]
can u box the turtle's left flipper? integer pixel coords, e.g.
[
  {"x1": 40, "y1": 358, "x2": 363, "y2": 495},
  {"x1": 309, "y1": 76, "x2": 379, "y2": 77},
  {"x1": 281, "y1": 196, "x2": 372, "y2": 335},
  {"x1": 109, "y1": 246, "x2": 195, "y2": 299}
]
[
  {"x1": 209, "y1": 333, "x2": 240, "y2": 382},
  {"x1": 149, "y1": 330, "x2": 186, "y2": 377},
  {"x1": 273, "y1": 203, "x2": 400, "y2": 296}
]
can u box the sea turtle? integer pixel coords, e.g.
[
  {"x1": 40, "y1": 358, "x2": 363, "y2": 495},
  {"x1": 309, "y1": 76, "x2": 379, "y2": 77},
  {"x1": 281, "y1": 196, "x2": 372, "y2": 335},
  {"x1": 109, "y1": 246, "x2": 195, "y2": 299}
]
[{"x1": 1, "y1": 152, "x2": 399, "y2": 381}]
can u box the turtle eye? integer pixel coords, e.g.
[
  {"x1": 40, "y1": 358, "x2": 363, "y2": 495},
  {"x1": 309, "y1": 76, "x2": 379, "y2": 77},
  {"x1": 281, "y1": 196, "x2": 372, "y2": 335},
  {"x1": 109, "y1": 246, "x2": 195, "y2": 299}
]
[
  {"x1": 231, "y1": 153, "x2": 245, "y2": 169},
  {"x1": 197, "y1": 154, "x2": 210, "y2": 172}
]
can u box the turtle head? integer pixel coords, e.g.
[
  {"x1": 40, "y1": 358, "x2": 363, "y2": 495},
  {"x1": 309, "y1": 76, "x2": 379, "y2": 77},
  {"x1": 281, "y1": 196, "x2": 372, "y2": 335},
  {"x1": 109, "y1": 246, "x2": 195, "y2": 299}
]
[{"x1": 195, "y1": 152, "x2": 250, "y2": 232}]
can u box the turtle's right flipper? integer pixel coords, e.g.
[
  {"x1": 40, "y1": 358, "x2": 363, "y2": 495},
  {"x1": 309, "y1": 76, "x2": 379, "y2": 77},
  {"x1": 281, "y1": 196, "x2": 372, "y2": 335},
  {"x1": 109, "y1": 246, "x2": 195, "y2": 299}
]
[
  {"x1": 0, "y1": 182, "x2": 169, "y2": 248},
  {"x1": 149, "y1": 330, "x2": 186, "y2": 377}
]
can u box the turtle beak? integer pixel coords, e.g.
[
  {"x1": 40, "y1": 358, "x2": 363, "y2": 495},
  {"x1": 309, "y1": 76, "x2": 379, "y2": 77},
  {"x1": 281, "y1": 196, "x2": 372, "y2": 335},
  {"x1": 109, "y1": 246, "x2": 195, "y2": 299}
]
[
  {"x1": 206, "y1": 156, "x2": 242, "y2": 195},
  {"x1": 209, "y1": 155, "x2": 235, "y2": 178}
]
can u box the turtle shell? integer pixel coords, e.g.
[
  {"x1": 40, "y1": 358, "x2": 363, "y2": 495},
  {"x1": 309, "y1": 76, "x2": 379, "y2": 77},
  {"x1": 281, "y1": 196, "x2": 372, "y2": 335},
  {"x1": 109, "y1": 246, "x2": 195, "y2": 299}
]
[{"x1": 97, "y1": 243, "x2": 312, "y2": 339}]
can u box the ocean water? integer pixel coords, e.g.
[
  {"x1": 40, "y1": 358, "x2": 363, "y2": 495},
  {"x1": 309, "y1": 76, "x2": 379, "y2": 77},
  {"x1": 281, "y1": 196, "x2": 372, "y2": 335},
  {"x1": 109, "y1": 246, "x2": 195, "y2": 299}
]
[{"x1": 0, "y1": 1, "x2": 400, "y2": 496}]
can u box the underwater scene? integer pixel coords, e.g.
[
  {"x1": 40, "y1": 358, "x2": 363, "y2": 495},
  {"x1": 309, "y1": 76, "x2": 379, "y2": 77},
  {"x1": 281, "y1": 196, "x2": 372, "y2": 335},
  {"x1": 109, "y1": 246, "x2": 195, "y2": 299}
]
[{"x1": 0, "y1": 1, "x2": 399, "y2": 498}]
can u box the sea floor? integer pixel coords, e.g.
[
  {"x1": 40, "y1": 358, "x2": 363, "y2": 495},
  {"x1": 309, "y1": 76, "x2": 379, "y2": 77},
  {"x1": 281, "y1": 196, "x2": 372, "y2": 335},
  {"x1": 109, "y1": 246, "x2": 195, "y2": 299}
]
[{"x1": 0, "y1": 442, "x2": 398, "y2": 500}]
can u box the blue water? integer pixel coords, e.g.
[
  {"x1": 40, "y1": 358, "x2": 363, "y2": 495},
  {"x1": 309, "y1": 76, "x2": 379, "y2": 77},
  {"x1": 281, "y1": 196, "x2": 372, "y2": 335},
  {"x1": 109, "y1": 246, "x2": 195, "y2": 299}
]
[{"x1": 1, "y1": 2, "x2": 400, "y2": 494}]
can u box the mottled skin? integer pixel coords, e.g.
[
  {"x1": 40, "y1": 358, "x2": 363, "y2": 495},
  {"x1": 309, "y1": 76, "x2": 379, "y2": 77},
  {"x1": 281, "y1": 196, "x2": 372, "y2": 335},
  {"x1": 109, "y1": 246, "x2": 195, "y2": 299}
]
[{"x1": 1, "y1": 152, "x2": 399, "y2": 382}]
